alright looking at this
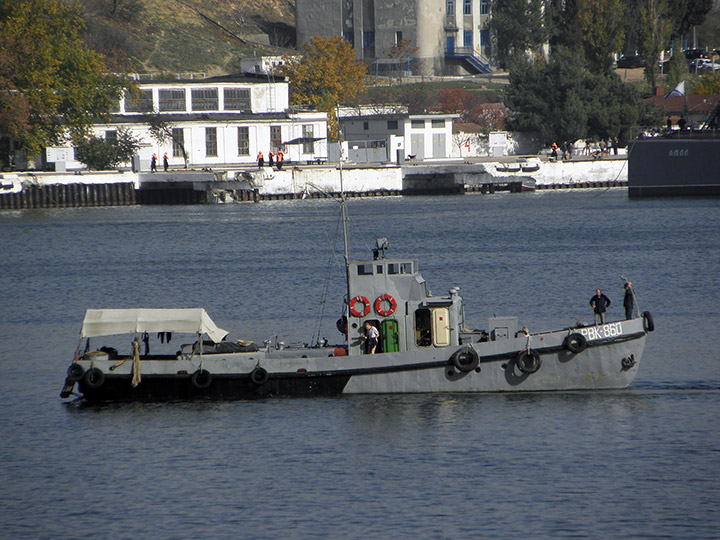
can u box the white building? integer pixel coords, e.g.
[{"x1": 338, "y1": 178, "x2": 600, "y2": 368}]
[
  {"x1": 337, "y1": 105, "x2": 458, "y2": 162},
  {"x1": 50, "y1": 73, "x2": 328, "y2": 171}
]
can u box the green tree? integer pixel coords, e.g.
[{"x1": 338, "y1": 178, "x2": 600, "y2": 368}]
[
  {"x1": 75, "y1": 127, "x2": 141, "y2": 170},
  {"x1": 0, "y1": 0, "x2": 126, "y2": 158},
  {"x1": 691, "y1": 71, "x2": 720, "y2": 94},
  {"x1": 669, "y1": 0, "x2": 714, "y2": 39},
  {"x1": 279, "y1": 35, "x2": 366, "y2": 139},
  {"x1": 489, "y1": 0, "x2": 545, "y2": 67},
  {"x1": 576, "y1": 0, "x2": 627, "y2": 73},
  {"x1": 636, "y1": 0, "x2": 672, "y2": 91},
  {"x1": 505, "y1": 47, "x2": 661, "y2": 144}
]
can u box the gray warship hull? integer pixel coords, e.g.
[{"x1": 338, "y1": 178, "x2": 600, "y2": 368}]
[{"x1": 628, "y1": 138, "x2": 720, "y2": 197}]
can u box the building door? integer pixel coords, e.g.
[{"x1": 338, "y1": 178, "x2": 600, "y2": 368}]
[
  {"x1": 411, "y1": 134, "x2": 424, "y2": 161},
  {"x1": 381, "y1": 319, "x2": 400, "y2": 353},
  {"x1": 446, "y1": 36, "x2": 455, "y2": 55},
  {"x1": 432, "y1": 133, "x2": 446, "y2": 158},
  {"x1": 433, "y1": 308, "x2": 450, "y2": 347}
]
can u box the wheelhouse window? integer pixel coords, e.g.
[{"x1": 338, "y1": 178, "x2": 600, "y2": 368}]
[
  {"x1": 191, "y1": 88, "x2": 218, "y2": 111},
  {"x1": 124, "y1": 89, "x2": 153, "y2": 112},
  {"x1": 159, "y1": 89, "x2": 186, "y2": 111},
  {"x1": 357, "y1": 264, "x2": 373, "y2": 276},
  {"x1": 224, "y1": 88, "x2": 251, "y2": 111},
  {"x1": 205, "y1": 127, "x2": 217, "y2": 157},
  {"x1": 238, "y1": 127, "x2": 249, "y2": 155}
]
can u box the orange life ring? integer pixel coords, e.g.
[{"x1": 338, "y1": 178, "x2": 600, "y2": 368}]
[
  {"x1": 349, "y1": 296, "x2": 371, "y2": 317},
  {"x1": 374, "y1": 294, "x2": 397, "y2": 317}
]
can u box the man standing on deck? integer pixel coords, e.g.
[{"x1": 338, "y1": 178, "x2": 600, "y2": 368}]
[
  {"x1": 623, "y1": 282, "x2": 634, "y2": 320},
  {"x1": 363, "y1": 321, "x2": 379, "y2": 354},
  {"x1": 590, "y1": 289, "x2": 611, "y2": 325}
]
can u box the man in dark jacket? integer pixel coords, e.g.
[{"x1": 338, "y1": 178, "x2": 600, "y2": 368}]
[
  {"x1": 590, "y1": 288, "x2": 611, "y2": 325},
  {"x1": 623, "y1": 282, "x2": 634, "y2": 320}
]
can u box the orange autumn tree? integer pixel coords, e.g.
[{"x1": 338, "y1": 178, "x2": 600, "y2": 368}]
[{"x1": 279, "y1": 35, "x2": 366, "y2": 139}]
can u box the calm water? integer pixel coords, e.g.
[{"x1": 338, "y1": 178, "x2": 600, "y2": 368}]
[{"x1": 1, "y1": 190, "x2": 719, "y2": 539}]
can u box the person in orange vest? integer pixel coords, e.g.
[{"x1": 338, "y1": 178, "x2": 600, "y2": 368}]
[
  {"x1": 150, "y1": 153, "x2": 157, "y2": 172},
  {"x1": 550, "y1": 142, "x2": 558, "y2": 160},
  {"x1": 257, "y1": 151, "x2": 264, "y2": 168},
  {"x1": 163, "y1": 152, "x2": 169, "y2": 171},
  {"x1": 276, "y1": 148, "x2": 284, "y2": 170},
  {"x1": 268, "y1": 150, "x2": 274, "y2": 166}
]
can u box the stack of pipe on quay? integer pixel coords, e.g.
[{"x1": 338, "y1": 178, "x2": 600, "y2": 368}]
[{"x1": 0, "y1": 157, "x2": 628, "y2": 209}]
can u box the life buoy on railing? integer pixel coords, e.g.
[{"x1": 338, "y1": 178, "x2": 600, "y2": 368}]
[
  {"x1": 374, "y1": 294, "x2": 397, "y2": 317},
  {"x1": 349, "y1": 296, "x2": 371, "y2": 317}
]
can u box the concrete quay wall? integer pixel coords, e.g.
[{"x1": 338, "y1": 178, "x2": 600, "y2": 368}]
[{"x1": 0, "y1": 158, "x2": 628, "y2": 209}]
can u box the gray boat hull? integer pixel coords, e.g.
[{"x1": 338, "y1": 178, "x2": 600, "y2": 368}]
[{"x1": 64, "y1": 318, "x2": 648, "y2": 402}]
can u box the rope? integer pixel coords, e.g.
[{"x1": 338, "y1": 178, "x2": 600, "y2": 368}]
[
  {"x1": 311, "y1": 210, "x2": 343, "y2": 345},
  {"x1": 131, "y1": 337, "x2": 141, "y2": 387}
]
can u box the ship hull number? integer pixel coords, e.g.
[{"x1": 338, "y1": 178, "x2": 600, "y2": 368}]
[{"x1": 579, "y1": 323, "x2": 623, "y2": 341}]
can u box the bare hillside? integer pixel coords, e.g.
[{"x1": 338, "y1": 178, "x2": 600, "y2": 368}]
[{"x1": 75, "y1": 0, "x2": 296, "y2": 75}]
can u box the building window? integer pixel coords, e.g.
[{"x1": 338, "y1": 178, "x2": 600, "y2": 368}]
[
  {"x1": 463, "y1": 0, "x2": 471, "y2": 15},
  {"x1": 191, "y1": 88, "x2": 218, "y2": 111},
  {"x1": 238, "y1": 127, "x2": 249, "y2": 155},
  {"x1": 124, "y1": 89, "x2": 153, "y2": 112},
  {"x1": 205, "y1": 127, "x2": 217, "y2": 157},
  {"x1": 343, "y1": 32, "x2": 354, "y2": 47},
  {"x1": 446, "y1": 0, "x2": 454, "y2": 15},
  {"x1": 480, "y1": 29, "x2": 489, "y2": 47},
  {"x1": 270, "y1": 125, "x2": 282, "y2": 151},
  {"x1": 363, "y1": 122, "x2": 369, "y2": 130},
  {"x1": 158, "y1": 89, "x2": 186, "y2": 111},
  {"x1": 411, "y1": 119, "x2": 425, "y2": 129},
  {"x1": 432, "y1": 119, "x2": 445, "y2": 128},
  {"x1": 388, "y1": 120, "x2": 398, "y2": 130},
  {"x1": 224, "y1": 88, "x2": 251, "y2": 111},
  {"x1": 302, "y1": 125, "x2": 314, "y2": 154},
  {"x1": 480, "y1": 0, "x2": 489, "y2": 15},
  {"x1": 464, "y1": 30, "x2": 473, "y2": 47},
  {"x1": 363, "y1": 31, "x2": 374, "y2": 49},
  {"x1": 395, "y1": 31, "x2": 403, "y2": 46},
  {"x1": 172, "y1": 128, "x2": 184, "y2": 158}
]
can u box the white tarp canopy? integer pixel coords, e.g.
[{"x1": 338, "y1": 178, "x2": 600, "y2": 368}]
[{"x1": 81, "y1": 308, "x2": 229, "y2": 343}]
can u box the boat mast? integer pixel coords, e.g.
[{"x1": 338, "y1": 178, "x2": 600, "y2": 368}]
[{"x1": 339, "y1": 142, "x2": 351, "y2": 299}]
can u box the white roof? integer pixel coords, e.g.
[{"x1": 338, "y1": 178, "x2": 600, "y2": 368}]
[{"x1": 81, "y1": 308, "x2": 228, "y2": 343}]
